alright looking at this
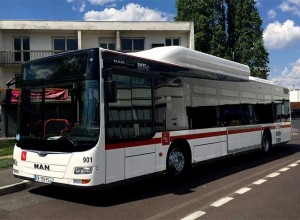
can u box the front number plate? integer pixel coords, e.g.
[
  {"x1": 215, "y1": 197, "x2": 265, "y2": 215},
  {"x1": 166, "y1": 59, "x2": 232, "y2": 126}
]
[{"x1": 34, "y1": 175, "x2": 53, "y2": 184}]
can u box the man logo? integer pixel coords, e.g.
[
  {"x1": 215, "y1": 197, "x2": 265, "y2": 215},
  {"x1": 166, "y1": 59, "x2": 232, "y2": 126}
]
[{"x1": 34, "y1": 163, "x2": 50, "y2": 171}]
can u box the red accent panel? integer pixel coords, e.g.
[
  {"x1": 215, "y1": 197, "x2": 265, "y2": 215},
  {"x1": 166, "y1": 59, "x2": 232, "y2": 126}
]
[
  {"x1": 162, "y1": 132, "x2": 170, "y2": 145},
  {"x1": 21, "y1": 151, "x2": 27, "y2": 161}
]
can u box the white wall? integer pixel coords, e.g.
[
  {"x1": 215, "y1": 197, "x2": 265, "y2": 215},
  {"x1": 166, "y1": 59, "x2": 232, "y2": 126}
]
[
  {"x1": 3, "y1": 30, "x2": 78, "y2": 50},
  {"x1": 0, "y1": 31, "x2": 3, "y2": 49},
  {"x1": 290, "y1": 90, "x2": 300, "y2": 102},
  {"x1": 0, "y1": 66, "x2": 20, "y2": 88}
]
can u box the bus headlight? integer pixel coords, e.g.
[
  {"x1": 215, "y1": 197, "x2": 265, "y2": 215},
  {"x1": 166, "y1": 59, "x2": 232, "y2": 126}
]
[{"x1": 74, "y1": 167, "x2": 93, "y2": 174}]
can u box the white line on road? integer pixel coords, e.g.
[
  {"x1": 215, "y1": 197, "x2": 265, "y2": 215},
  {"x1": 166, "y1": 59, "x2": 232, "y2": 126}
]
[
  {"x1": 266, "y1": 172, "x2": 280, "y2": 178},
  {"x1": 235, "y1": 187, "x2": 252, "y2": 194},
  {"x1": 288, "y1": 163, "x2": 298, "y2": 167},
  {"x1": 278, "y1": 167, "x2": 290, "y2": 172},
  {"x1": 181, "y1": 211, "x2": 206, "y2": 220},
  {"x1": 296, "y1": 160, "x2": 300, "y2": 163},
  {"x1": 253, "y1": 179, "x2": 267, "y2": 185},
  {"x1": 211, "y1": 197, "x2": 234, "y2": 207}
]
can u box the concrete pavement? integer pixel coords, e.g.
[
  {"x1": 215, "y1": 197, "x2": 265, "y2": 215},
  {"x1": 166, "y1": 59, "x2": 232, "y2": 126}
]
[
  {"x1": 0, "y1": 168, "x2": 32, "y2": 196},
  {"x1": 0, "y1": 121, "x2": 299, "y2": 197}
]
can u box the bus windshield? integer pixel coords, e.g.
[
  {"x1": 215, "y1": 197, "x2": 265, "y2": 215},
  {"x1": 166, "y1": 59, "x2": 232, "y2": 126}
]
[{"x1": 16, "y1": 50, "x2": 100, "y2": 152}]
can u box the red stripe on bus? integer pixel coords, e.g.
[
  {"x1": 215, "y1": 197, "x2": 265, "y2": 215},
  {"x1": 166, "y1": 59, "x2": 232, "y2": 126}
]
[
  {"x1": 281, "y1": 124, "x2": 292, "y2": 129},
  {"x1": 105, "y1": 138, "x2": 161, "y2": 150},
  {"x1": 105, "y1": 125, "x2": 290, "y2": 150},
  {"x1": 193, "y1": 131, "x2": 227, "y2": 139},
  {"x1": 228, "y1": 127, "x2": 262, "y2": 135}
]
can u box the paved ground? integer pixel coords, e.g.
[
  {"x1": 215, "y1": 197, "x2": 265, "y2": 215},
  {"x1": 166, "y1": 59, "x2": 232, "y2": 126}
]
[{"x1": 0, "y1": 134, "x2": 299, "y2": 219}]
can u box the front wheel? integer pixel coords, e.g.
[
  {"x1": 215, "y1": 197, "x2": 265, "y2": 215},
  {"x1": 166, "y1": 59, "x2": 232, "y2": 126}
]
[{"x1": 167, "y1": 147, "x2": 188, "y2": 177}]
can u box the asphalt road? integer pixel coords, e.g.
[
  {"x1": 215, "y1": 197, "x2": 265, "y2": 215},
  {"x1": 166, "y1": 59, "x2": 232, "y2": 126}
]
[{"x1": 0, "y1": 134, "x2": 299, "y2": 220}]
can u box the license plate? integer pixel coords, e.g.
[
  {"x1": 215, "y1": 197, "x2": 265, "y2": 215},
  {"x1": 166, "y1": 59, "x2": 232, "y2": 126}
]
[{"x1": 34, "y1": 175, "x2": 53, "y2": 184}]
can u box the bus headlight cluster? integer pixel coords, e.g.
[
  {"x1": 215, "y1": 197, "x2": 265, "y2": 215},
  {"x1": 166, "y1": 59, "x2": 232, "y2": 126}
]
[{"x1": 74, "y1": 167, "x2": 93, "y2": 174}]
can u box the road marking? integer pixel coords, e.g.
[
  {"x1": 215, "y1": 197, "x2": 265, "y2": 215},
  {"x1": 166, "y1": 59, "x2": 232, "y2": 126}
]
[
  {"x1": 211, "y1": 197, "x2": 234, "y2": 207},
  {"x1": 235, "y1": 187, "x2": 251, "y2": 194},
  {"x1": 296, "y1": 160, "x2": 300, "y2": 163},
  {"x1": 267, "y1": 172, "x2": 280, "y2": 178},
  {"x1": 278, "y1": 167, "x2": 290, "y2": 172},
  {"x1": 288, "y1": 163, "x2": 298, "y2": 167},
  {"x1": 181, "y1": 211, "x2": 206, "y2": 220},
  {"x1": 253, "y1": 179, "x2": 267, "y2": 185}
]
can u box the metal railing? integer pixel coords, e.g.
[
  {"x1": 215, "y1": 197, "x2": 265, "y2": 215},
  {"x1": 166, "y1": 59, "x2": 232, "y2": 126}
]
[{"x1": 0, "y1": 50, "x2": 55, "y2": 65}]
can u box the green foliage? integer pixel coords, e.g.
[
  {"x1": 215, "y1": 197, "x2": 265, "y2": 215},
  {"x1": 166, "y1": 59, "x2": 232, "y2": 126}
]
[
  {"x1": 0, "y1": 139, "x2": 15, "y2": 157},
  {"x1": 0, "y1": 139, "x2": 15, "y2": 169},
  {"x1": 0, "y1": 158, "x2": 13, "y2": 169},
  {"x1": 176, "y1": 0, "x2": 269, "y2": 79}
]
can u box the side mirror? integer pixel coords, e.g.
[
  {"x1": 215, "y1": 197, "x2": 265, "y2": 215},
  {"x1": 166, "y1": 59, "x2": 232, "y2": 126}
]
[{"x1": 103, "y1": 69, "x2": 117, "y2": 103}]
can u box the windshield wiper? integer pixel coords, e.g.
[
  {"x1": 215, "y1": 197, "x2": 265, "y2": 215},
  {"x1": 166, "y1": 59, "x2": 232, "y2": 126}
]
[{"x1": 59, "y1": 136, "x2": 78, "y2": 147}]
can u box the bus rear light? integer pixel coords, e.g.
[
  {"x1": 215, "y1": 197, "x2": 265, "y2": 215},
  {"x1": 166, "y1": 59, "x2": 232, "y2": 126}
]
[
  {"x1": 82, "y1": 179, "x2": 91, "y2": 184},
  {"x1": 73, "y1": 179, "x2": 91, "y2": 184}
]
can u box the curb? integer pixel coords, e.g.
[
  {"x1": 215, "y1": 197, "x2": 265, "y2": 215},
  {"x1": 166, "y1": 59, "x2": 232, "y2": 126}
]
[{"x1": 0, "y1": 180, "x2": 32, "y2": 196}]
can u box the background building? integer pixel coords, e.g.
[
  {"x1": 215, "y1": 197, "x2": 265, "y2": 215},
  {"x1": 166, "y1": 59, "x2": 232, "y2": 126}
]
[{"x1": 0, "y1": 20, "x2": 194, "y2": 137}]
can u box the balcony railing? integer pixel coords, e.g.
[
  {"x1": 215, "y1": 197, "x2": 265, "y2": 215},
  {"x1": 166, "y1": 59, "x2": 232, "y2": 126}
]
[{"x1": 0, "y1": 50, "x2": 55, "y2": 65}]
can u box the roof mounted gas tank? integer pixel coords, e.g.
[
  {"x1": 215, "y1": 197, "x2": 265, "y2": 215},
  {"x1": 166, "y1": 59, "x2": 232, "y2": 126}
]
[{"x1": 131, "y1": 46, "x2": 250, "y2": 79}]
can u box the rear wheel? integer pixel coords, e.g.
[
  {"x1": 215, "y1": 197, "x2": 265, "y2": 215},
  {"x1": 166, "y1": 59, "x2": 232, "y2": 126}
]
[
  {"x1": 167, "y1": 147, "x2": 188, "y2": 177},
  {"x1": 262, "y1": 132, "x2": 271, "y2": 153}
]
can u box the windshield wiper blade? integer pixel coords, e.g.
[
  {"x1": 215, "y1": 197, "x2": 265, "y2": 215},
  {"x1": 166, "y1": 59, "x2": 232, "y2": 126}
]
[{"x1": 59, "y1": 136, "x2": 78, "y2": 147}]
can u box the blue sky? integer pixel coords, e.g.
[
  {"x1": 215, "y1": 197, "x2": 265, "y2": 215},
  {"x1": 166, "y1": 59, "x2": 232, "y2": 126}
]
[{"x1": 0, "y1": 0, "x2": 300, "y2": 89}]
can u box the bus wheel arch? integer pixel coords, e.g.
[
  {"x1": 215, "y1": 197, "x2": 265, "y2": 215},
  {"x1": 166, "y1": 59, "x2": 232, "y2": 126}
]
[
  {"x1": 166, "y1": 139, "x2": 191, "y2": 177},
  {"x1": 262, "y1": 129, "x2": 272, "y2": 153}
]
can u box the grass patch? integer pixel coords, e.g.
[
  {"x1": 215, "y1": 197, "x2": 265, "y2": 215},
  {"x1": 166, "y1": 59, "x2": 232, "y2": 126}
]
[
  {"x1": 0, "y1": 139, "x2": 15, "y2": 157},
  {"x1": 0, "y1": 158, "x2": 14, "y2": 169}
]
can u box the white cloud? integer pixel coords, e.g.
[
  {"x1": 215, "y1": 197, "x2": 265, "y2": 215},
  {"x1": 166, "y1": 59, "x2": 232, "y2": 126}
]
[
  {"x1": 88, "y1": 0, "x2": 117, "y2": 6},
  {"x1": 84, "y1": 3, "x2": 170, "y2": 21},
  {"x1": 67, "y1": 0, "x2": 86, "y2": 12},
  {"x1": 268, "y1": 9, "x2": 276, "y2": 19},
  {"x1": 279, "y1": 0, "x2": 300, "y2": 16},
  {"x1": 263, "y1": 20, "x2": 300, "y2": 49},
  {"x1": 270, "y1": 59, "x2": 300, "y2": 89}
]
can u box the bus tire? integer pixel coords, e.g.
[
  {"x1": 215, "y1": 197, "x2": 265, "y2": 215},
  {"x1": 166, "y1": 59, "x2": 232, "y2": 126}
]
[
  {"x1": 262, "y1": 130, "x2": 272, "y2": 153},
  {"x1": 166, "y1": 143, "x2": 191, "y2": 177}
]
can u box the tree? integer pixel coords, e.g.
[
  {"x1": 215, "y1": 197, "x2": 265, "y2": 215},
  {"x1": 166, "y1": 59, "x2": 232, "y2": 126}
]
[
  {"x1": 176, "y1": 0, "x2": 269, "y2": 79},
  {"x1": 175, "y1": 0, "x2": 228, "y2": 58},
  {"x1": 226, "y1": 0, "x2": 269, "y2": 78}
]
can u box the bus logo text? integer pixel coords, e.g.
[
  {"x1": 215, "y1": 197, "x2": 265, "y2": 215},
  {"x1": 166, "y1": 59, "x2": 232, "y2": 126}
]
[{"x1": 34, "y1": 163, "x2": 50, "y2": 171}]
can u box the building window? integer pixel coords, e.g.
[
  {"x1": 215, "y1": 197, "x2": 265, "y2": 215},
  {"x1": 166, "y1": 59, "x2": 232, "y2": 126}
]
[
  {"x1": 100, "y1": 43, "x2": 116, "y2": 50},
  {"x1": 99, "y1": 38, "x2": 116, "y2": 50},
  {"x1": 14, "y1": 37, "x2": 30, "y2": 62},
  {"x1": 165, "y1": 38, "x2": 180, "y2": 46},
  {"x1": 53, "y1": 38, "x2": 78, "y2": 52},
  {"x1": 152, "y1": 43, "x2": 164, "y2": 48},
  {"x1": 121, "y1": 38, "x2": 144, "y2": 51}
]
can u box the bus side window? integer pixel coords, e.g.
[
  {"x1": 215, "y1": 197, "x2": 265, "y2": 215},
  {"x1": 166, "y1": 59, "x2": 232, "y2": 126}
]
[{"x1": 105, "y1": 73, "x2": 154, "y2": 142}]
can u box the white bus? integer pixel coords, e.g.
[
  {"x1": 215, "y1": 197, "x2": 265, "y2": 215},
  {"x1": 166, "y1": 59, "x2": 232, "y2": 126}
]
[{"x1": 13, "y1": 46, "x2": 291, "y2": 188}]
